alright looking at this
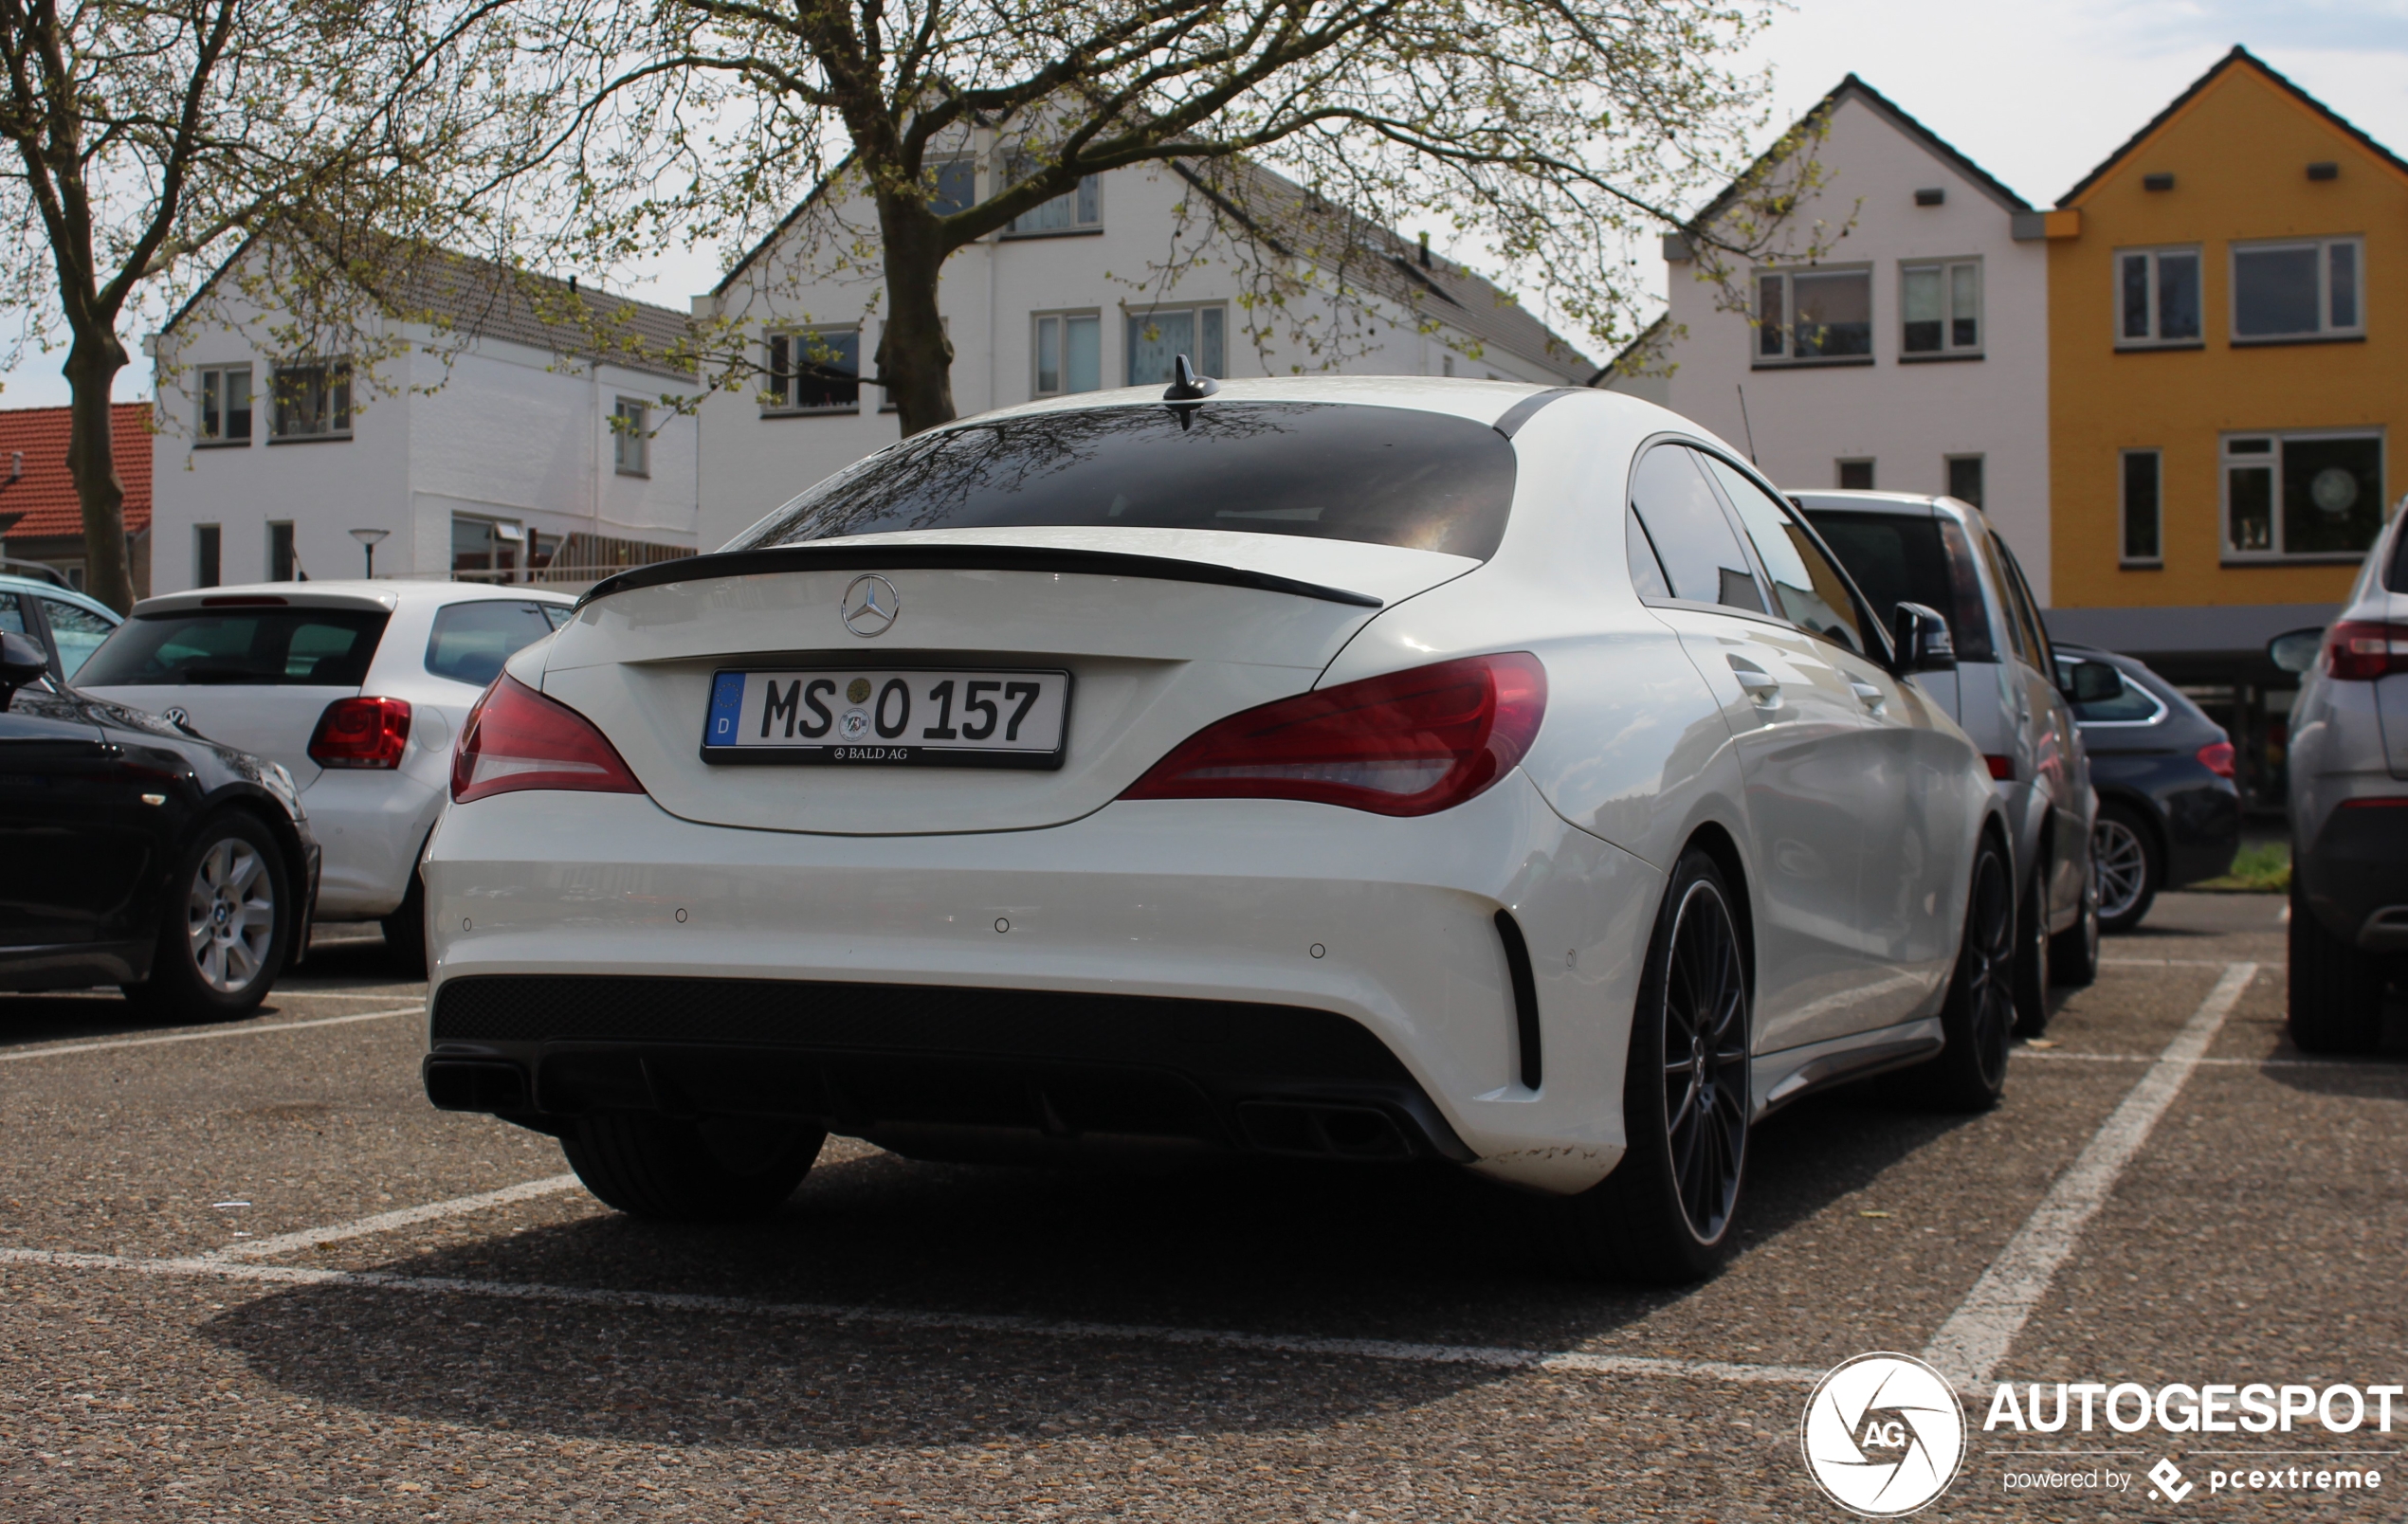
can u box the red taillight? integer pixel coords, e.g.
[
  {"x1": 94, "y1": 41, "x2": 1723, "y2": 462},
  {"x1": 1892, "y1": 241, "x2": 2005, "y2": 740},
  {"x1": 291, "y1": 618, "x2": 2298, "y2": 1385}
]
[
  {"x1": 308, "y1": 697, "x2": 412, "y2": 770},
  {"x1": 451, "y1": 674, "x2": 644, "y2": 804},
  {"x1": 2196, "y1": 740, "x2": 2235, "y2": 778},
  {"x1": 1984, "y1": 753, "x2": 2015, "y2": 781},
  {"x1": 1121, "y1": 653, "x2": 1547, "y2": 817},
  {"x1": 2325, "y1": 620, "x2": 2408, "y2": 680}
]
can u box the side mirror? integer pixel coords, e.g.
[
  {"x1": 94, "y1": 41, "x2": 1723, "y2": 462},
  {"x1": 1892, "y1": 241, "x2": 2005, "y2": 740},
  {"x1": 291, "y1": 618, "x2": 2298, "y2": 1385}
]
[
  {"x1": 2267, "y1": 626, "x2": 2324, "y2": 675},
  {"x1": 1892, "y1": 602, "x2": 1957, "y2": 673},
  {"x1": 2066, "y1": 660, "x2": 2123, "y2": 704},
  {"x1": 0, "y1": 630, "x2": 46, "y2": 708}
]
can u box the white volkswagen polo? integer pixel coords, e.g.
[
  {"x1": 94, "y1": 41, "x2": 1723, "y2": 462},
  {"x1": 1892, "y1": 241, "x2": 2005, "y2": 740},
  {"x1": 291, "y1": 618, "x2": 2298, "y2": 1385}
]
[{"x1": 422, "y1": 377, "x2": 2012, "y2": 1280}]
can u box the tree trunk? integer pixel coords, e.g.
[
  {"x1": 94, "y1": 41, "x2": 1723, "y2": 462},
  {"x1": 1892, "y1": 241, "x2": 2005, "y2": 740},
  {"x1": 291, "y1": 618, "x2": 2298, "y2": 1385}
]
[
  {"x1": 63, "y1": 329, "x2": 135, "y2": 613},
  {"x1": 873, "y1": 199, "x2": 958, "y2": 437}
]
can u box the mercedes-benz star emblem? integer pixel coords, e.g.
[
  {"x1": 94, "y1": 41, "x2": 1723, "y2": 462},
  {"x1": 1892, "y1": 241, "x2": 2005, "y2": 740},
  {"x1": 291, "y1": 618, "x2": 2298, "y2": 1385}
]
[{"x1": 840, "y1": 573, "x2": 900, "y2": 638}]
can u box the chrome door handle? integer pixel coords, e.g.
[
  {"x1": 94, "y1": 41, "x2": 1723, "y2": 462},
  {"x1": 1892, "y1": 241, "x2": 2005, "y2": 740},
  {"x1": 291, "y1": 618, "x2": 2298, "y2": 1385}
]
[
  {"x1": 1731, "y1": 665, "x2": 1781, "y2": 703},
  {"x1": 1849, "y1": 680, "x2": 1887, "y2": 710}
]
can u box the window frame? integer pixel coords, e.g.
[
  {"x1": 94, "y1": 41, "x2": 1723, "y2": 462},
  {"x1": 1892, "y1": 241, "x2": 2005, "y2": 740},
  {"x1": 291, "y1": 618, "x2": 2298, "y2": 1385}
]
[
  {"x1": 1124, "y1": 302, "x2": 1228, "y2": 387},
  {"x1": 612, "y1": 397, "x2": 650, "y2": 477},
  {"x1": 1000, "y1": 156, "x2": 1103, "y2": 238},
  {"x1": 193, "y1": 523, "x2": 222, "y2": 589},
  {"x1": 1944, "y1": 454, "x2": 1985, "y2": 508},
  {"x1": 2228, "y1": 235, "x2": 2365, "y2": 345},
  {"x1": 1624, "y1": 440, "x2": 1771, "y2": 619},
  {"x1": 760, "y1": 326, "x2": 864, "y2": 417},
  {"x1": 266, "y1": 519, "x2": 299, "y2": 583},
  {"x1": 1694, "y1": 445, "x2": 1883, "y2": 660},
  {"x1": 2219, "y1": 427, "x2": 2387, "y2": 563},
  {"x1": 1031, "y1": 309, "x2": 1104, "y2": 398},
  {"x1": 2114, "y1": 245, "x2": 2205, "y2": 350},
  {"x1": 195, "y1": 363, "x2": 253, "y2": 446},
  {"x1": 1899, "y1": 258, "x2": 1983, "y2": 361},
  {"x1": 1836, "y1": 459, "x2": 1875, "y2": 491},
  {"x1": 266, "y1": 358, "x2": 352, "y2": 442},
  {"x1": 1751, "y1": 263, "x2": 1876, "y2": 368},
  {"x1": 2120, "y1": 448, "x2": 2162, "y2": 568},
  {"x1": 928, "y1": 154, "x2": 977, "y2": 220}
]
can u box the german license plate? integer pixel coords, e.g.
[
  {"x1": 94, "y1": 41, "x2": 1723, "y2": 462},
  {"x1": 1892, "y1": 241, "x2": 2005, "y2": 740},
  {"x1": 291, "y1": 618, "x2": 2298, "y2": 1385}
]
[{"x1": 701, "y1": 667, "x2": 1071, "y2": 769}]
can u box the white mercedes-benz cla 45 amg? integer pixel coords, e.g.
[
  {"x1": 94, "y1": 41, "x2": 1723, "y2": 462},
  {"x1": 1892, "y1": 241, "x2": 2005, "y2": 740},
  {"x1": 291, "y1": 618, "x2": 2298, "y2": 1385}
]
[{"x1": 422, "y1": 376, "x2": 2016, "y2": 1281}]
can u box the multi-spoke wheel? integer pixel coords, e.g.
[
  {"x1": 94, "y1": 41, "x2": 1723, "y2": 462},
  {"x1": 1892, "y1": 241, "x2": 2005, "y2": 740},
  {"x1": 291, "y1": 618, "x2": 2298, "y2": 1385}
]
[
  {"x1": 2092, "y1": 803, "x2": 2160, "y2": 934},
  {"x1": 1553, "y1": 847, "x2": 1751, "y2": 1282},
  {"x1": 123, "y1": 814, "x2": 292, "y2": 1021},
  {"x1": 1904, "y1": 833, "x2": 2016, "y2": 1111}
]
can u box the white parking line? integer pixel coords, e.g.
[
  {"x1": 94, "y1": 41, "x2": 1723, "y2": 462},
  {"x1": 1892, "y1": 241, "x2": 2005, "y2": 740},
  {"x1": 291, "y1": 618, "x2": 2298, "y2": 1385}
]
[
  {"x1": 2016, "y1": 1049, "x2": 2399, "y2": 1072},
  {"x1": 0, "y1": 1007, "x2": 420, "y2": 1063},
  {"x1": 2099, "y1": 957, "x2": 2247, "y2": 969},
  {"x1": 212, "y1": 1174, "x2": 583, "y2": 1261},
  {"x1": 0, "y1": 1242, "x2": 1824, "y2": 1387},
  {"x1": 1922, "y1": 961, "x2": 2258, "y2": 1391}
]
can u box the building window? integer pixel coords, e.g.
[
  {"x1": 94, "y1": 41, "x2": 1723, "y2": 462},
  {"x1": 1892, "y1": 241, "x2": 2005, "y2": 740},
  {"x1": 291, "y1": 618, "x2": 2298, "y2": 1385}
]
[
  {"x1": 2222, "y1": 430, "x2": 2383, "y2": 559},
  {"x1": 1003, "y1": 158, "x2": 1101, "y2": 235},
  {"x1": 2115, "y1": 247, "x2": 2202, "y2": 347},
  {"x1": 1837, "y1": 459, "x2": 1875, "y2": 490},
  {"x1": 197, "y1": 365, "x2": 252, "y2": 444},
  {"x1": 193, "y1": 524, "x2": 222, "y2": 588},
  {"x1": 2231, "y1": 236, "x2": 2363, "y2": 343},
  {"x1": 1945, "y1": 455, "x2": 1984, "y2": 507},
  {"x1": 1902, "y1": 261, "x2": 1981, "y2": 356},
  {"x1": 2121, "y1": 450, "x2": 2162, "y2": 565},
  {"x1": 1755, "y1": 267, "x2": 1872, "y2": 363},
  {"x1": 267, "y1": 520, "x2": 299, "y2": 582},
  {"x1": 763, "y1": 328, "x2": 861, "y2": 414},
  {"x1": 1126, "y1": 305, "x2": 1225, "y2": 386},
  {"x1": 612, "y1": 398, "x2": 649, "y2": 476},
  {"x1": 269, "y1": 360, "x2": 351, "y2": 439},
  {"x1": 1032, "y1": 312, "x2": 1102, "y2": 397},
  {"x1": 930, "y1": 156, "x2": 976, "y2": 219},
  {"x1": 452, "y1": 515, "x2": 524, "y2": 582}
]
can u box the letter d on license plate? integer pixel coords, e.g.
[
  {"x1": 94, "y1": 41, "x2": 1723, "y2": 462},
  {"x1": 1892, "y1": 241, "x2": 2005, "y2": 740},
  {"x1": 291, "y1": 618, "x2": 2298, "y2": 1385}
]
[{"x1": 701, "y1": 666, "x2": 1071, "y2": 770}]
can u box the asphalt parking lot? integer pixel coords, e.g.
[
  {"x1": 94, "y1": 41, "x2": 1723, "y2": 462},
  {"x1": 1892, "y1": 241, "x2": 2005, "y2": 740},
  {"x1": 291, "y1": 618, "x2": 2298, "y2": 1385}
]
[{"x1": 3, "y1": 893, "x2": 2401, "y2": 1521}]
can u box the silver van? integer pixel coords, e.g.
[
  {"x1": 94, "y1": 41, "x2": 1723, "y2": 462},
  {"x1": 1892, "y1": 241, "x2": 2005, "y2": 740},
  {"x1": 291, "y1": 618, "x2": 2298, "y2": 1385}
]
[{"x1": 1797, "y1": 492, "x2": 2101, "y2": 1029}]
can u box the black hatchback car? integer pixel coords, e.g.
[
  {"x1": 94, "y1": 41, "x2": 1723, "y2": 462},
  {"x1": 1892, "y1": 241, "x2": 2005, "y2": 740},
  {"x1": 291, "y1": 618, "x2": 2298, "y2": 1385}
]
[
  {"x1": 1, "y1": 632, "x2": 319, "y2": 1017},
  {"x1": 2052, "y1": 643, "x2": 2240, "y2": 931}
]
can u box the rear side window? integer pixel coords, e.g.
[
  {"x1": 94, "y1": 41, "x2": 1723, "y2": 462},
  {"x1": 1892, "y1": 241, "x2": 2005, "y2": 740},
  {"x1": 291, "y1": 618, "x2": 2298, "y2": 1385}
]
[
  {"x1": 733, "y1": 402, "x2": 1520, "y2": 561},
  {"x1": 425, "y1": 601, "x2": 563, "y2": 688},
  {"x1": 78, "y1": 608, "x2": 389, "y2": 687},
  {"x1": 1628, "y1": 445, "x2": 1764, "y2": 612},
  {"x1": 1699, "y1": 456, "x2": 1867, "y2": 653},
  {"x1": 0, "y1": 591, "x2": 26, "y2": 637},
  {"x1": 1803, "y1": 510, "x2": 1998, "y2": 664},
  {"x1": 37, "y1": 597, "x2": 116, "y2": 680}
]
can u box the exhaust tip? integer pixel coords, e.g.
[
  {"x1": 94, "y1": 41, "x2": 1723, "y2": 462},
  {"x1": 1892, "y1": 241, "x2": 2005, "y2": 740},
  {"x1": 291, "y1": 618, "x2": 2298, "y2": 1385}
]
[
  {"x1": 424, "y1": 1059, "x2": 529, "y2": 1113},
  {"x1": 1235, "y1": 1099, "x2": 1415, "y2": 1161}
]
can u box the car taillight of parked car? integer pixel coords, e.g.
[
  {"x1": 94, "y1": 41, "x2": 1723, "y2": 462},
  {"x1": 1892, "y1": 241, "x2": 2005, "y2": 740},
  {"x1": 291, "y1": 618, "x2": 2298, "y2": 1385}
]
[
  {"x1": 307, "y1": 696, "x2": 412, "y2": 769},
  {"x1": 1122, "y1": 652, "x2": 1547, "y2": 817},
  {"x1": 451, "y1": 673, "x2": 645, "y2": 804},
  {"x1": 2324, "y1": 620, "x2": 2408, "y2": 680},
  {"x1": 2197, "y1": 740, "x2": 2235, "y2": 779}
]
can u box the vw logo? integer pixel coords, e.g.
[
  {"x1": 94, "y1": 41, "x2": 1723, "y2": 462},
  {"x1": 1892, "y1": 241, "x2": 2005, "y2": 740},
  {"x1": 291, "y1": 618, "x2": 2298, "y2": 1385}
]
[
  {"x1": 840, "y1": 573, "x2": 900, "y2": 638},
  {"x1": 163, "y1": 706, "x2": 191, "y2": 728}
]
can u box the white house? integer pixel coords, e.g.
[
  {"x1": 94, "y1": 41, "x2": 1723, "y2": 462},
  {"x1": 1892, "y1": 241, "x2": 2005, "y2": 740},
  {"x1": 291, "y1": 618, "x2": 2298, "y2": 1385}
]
[
  {"x1": 1603, "y1": 77, "x2": 2056, "y2": 600},
  {"x1": 149, "y1": 249, "x2": 701, "y2": 594},
  {"x1": 693, "y1": 151, "x2": 1593, "y2": 549}
]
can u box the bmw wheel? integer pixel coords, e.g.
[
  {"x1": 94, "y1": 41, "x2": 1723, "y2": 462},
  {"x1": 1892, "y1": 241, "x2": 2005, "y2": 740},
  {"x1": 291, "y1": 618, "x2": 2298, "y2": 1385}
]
[
  {"x1": 123, "y1": 814, "x2": 293, "y2": 1022},
  {"x1": 1905, "y1": 834, "x2": 2016, "y2": 1111},
  {"x1": 2091, "y1": 803, "x2": 2160, "y2": 934},
  {"x1": 1553, "y1": 848, "x2": 1750, "y2": 1283}
]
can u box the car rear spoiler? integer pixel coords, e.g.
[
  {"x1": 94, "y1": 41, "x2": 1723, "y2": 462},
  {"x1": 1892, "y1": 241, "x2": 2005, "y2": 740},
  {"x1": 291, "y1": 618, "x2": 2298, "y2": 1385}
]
[{"x1": 577, "y1": 543, "x2": 1385, "y2": 610}]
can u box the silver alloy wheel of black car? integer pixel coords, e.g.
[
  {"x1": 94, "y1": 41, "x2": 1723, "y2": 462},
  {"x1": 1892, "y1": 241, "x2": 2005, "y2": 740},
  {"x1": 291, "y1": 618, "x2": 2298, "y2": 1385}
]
[
  {"x1": 2092, "y1": 812, "x2": 2151, "y2": 924},
  {"x1": 186, "y1": 838, "x2": 278, "y2": 992},
  {"x1": 1662, "y1": 875, "x2": 1750, "y2": 1243}
]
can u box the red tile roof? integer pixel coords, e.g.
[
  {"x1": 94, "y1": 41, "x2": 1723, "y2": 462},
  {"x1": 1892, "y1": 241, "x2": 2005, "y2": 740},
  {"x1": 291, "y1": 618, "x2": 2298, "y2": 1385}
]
[{"x1": 0, "y1": 402, "x2": 153, "y2": 541}]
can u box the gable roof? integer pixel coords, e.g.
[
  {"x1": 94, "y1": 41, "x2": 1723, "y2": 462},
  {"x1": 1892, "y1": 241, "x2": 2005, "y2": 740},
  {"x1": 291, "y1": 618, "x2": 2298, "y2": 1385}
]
[
  {"x1": 165, "y1": 239, "x2": 694, "y2": 383},
  {"x1": 1585, "y1": 315, "x2": 1667, "y2": 388},
  {"x1": 0, "y1": 404, "x2": 152, "y2": 542},
  {"x1": 2058, "y1": 45, "x2": 2408, "y2": 208}
]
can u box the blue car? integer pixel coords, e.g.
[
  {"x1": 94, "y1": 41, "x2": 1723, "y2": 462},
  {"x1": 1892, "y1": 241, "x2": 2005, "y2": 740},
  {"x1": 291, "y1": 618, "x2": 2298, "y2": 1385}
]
[{"x1": 0, "y1": 572, "x2": 121, "y2": 683}]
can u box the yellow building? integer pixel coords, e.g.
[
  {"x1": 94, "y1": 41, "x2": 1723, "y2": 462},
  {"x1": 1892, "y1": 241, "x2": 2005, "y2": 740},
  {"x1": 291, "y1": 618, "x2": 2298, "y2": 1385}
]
[{"x1": 2044, "y1": 47, "x2": 2406, "y2": 803}]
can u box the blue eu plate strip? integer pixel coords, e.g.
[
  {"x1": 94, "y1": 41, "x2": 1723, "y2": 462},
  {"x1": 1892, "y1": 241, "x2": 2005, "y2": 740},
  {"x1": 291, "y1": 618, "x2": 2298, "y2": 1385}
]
[{"x1": 707, "y1": 673, "x2": 746, "y2": 745}]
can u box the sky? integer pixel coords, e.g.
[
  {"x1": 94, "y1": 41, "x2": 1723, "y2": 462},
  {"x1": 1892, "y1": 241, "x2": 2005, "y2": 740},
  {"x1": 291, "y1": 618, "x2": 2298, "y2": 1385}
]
[{"x1": 4, "y1": 0, "x2": 2403, "y2": 410}]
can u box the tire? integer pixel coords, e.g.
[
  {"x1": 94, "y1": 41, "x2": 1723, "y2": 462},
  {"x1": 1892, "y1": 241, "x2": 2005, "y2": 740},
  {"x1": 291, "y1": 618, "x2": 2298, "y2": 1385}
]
[
  {"x1": 2050, "y1": 861, "x2": 2101, "y2": 989},
  {"x1": 1552, "y1": 849, "x2": 1750, "y2": 1283},
  {"x1": 2091, "y1": 803, "x2": 2160, "y2": 934},
  {"x1": 121, "y1": 813, "x2": 293, "y2": 1022},
  {"x1": 2011, "y1": 856, "x2": 2051, "y2": 1038},
  {"x1": 561, "y1": 1113, "x2": 827, "y2": 1220},
  {"x1": 2287, "y1": 880, "x2": 2386, "y2": 1055},
  {"x1": 1898, "y1": 833, "x2": 2017, "y2": 1112},
  {"x1": 380, "y1": 859, "x2": 428, "y2": 977}
]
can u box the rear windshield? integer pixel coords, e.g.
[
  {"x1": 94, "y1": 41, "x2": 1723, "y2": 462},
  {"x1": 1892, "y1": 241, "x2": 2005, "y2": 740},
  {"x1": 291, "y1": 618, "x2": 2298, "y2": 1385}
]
[
  {"x1": 1802, "y1": 510, "x2": 1998, "y2": 664},
  {"x1": 732, "y1": 402, "x2": 1520, "y2": 561},
  {"x1": 425, "y1": 600, "x2": 569, "y2": 688},
  {"x1": 78, "y1": 608, "x2": 390, "y2": 687}
]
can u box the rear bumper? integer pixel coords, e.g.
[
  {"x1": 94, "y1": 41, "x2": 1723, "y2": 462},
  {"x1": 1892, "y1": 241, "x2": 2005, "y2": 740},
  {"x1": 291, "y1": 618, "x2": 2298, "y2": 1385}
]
[
  {"x1": 2300, "y1": 799, "x2": 2408, "y2": 952},
  {"x1": 422, "y1": 776, "x2": 1663, "y2": 1192}
]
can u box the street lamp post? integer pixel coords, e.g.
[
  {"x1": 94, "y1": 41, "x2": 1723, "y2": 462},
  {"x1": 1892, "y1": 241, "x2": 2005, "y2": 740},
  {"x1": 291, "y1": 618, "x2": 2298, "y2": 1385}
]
[{"x1": 349, "y1": 527, "x2": 391, "y2": 579}]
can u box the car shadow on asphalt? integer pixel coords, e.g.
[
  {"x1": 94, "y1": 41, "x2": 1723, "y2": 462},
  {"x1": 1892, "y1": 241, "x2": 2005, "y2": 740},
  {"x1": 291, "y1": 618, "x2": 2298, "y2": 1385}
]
[
  {"x1": 196, "y1": 1089, "x2": 1979, "y2": 1448},
  {"x1": 0, "y1": 930, "x2": 420, "y2": 1046}
]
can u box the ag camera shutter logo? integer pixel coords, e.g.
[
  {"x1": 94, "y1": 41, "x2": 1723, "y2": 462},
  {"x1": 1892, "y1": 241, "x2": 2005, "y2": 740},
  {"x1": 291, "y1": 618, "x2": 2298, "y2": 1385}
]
[{"x1": 1801, "y1": 1352, "x2": 1967, "y2": 1515}]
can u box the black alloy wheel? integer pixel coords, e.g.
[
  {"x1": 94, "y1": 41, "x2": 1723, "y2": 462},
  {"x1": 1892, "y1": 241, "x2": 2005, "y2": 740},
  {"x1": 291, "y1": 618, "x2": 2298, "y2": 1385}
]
[
  {"x1": 2011, "y1": 862, "x2": 2052, "y2": 1038},
  {"x1": 1553, "y1": 848, "x2": 1750, "y2": 1282},
  {"x1": 2051, "y1": 863, "x2": 2101, "y2": 989},
  {"x1": 1908, "y1": 835, "x2": 2016, "y2": 1111},
  {"x1": 2091, "y1": 803, "x2": 2160, "y2": 934}
]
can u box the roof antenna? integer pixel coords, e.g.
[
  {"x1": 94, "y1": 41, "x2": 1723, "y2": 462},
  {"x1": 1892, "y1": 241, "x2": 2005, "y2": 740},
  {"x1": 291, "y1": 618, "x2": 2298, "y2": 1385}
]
[
  {"x1": 1163, "y1": 354, "x2": 1218, "y2": 402},
  {"x1": 1735, "y1": 384, "x2": 1759, "y2": 465}
]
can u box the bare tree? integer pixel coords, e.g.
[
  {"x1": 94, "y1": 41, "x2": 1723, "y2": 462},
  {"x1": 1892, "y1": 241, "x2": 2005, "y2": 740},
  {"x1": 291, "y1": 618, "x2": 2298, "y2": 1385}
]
[
  {"x1": 533, "y1": 0, "x2": 1820, "y2": 438},
  {"x1": 0, "y1": 0, "x2": 532, "y2": 610}
]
